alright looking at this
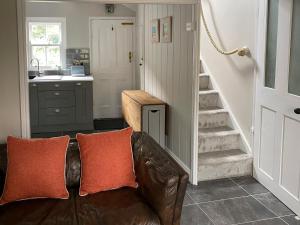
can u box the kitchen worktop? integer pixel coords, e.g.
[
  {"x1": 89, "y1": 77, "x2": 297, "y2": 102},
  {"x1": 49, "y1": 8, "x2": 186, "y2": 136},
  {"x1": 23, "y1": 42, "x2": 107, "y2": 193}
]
[{"x1": 28, "y1": 75, "x2": 94, "y2": 83}]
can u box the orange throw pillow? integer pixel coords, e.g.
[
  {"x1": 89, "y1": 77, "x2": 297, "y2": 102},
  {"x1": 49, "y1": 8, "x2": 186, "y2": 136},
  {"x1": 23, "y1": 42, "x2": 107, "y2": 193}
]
[
  {"x1": 0, "y1": 136, "x2": 70, "y2": 205},
  {"x1": 77, "y1": 128, "x2": 138, "y2": 196}
]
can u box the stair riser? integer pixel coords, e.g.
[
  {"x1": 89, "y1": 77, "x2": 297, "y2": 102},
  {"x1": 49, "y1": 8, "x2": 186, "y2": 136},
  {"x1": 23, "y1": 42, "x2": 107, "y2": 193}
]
[
  {"x1": 199, "y1": 93, "x2": 219, "y2": 109},
  {"x1": 199, "y1": 134, "x2": 240, "y2": 153},
  {"x1": 199, "y1": 76, "x2": 209, "y2": 90},
  {"x1": 199, "y1": 112, "x2": 229, "y2": 129},
  {"x1": 198, "y1": 158, "x2": 252, "y2": 181}
]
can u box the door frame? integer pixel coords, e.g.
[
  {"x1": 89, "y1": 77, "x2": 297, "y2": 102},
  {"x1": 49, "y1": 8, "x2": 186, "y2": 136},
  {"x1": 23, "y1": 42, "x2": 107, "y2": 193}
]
[{"x1": 17, "y1": 0, "x2": 201, "y2": 184}]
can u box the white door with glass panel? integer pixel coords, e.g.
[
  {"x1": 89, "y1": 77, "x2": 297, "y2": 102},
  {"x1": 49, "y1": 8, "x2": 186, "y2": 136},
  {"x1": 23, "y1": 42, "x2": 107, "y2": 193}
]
[
  {"x1": 90, "y1": 18, "x2": 135, "y2": 119},
  {"x1": 254, "y1": 0, "x2": 300, "y2": 216}
]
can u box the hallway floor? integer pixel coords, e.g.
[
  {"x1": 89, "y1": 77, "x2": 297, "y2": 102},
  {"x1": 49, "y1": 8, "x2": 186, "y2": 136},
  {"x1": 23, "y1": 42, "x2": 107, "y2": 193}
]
[{"x1": 181, "y1": 176, "x2": 300, "y2": 225}]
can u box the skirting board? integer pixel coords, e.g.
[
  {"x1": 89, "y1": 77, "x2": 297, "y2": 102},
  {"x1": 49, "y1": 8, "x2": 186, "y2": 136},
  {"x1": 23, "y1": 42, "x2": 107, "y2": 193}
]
[{"x1": 165, "y1": 147, "x2": 191, "y2": 181}]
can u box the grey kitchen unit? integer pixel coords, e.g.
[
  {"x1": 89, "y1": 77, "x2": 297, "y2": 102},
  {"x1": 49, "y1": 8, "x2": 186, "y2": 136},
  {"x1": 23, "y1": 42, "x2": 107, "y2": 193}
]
[{"x1": 29, "y1": 79, "x2": 93, "y2": 133}]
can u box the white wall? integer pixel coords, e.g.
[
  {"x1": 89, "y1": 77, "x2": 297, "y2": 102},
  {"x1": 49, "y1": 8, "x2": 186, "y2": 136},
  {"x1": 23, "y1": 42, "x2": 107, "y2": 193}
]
[
  {"x1": 26, "y1": 2, "x2": 136, "y2": 48},
  {"x1": 142, "y1": 4, "x2": 194, "y2": 168},
  {"x1": 0, "y1": 0, "x2": 22, "y2": 143},
  {"x1": 200, "y1": 0, "x2": 256, "y2": 145}
]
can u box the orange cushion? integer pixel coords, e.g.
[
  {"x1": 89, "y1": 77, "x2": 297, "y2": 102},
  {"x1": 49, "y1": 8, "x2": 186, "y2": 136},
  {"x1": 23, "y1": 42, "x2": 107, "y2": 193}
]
[
  {"x1": 77, "y1": 128, "x2": 138, "y2": 196},
  {"x1": 0, "y1": 136, "x2": 70, "y2": 205}
]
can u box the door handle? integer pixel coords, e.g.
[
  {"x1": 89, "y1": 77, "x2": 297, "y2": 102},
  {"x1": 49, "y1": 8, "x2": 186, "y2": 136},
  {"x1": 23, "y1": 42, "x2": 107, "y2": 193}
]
[
  {"x1": 129, "y1": 51, "x2": 132, "y2": 63},
  {"x1": 294, "y1": 108, "x2": 300, "y2": 114}
]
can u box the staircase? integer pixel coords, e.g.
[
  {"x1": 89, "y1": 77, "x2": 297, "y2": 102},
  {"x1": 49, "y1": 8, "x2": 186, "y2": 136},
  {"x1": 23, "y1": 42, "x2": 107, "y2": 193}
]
[{"x1": 198, "y1": 73, "x2": 252, "y2": 181}]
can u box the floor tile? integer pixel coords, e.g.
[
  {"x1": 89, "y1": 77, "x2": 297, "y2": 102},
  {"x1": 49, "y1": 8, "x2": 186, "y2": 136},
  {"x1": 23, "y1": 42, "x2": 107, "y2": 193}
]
[
  {"x1": 241, "y1": 218, "x2": 287, "y2": 225},
  {"x1": 187, "y1": 178, "x2": 248, "y2": 203},
  {"x1": 231, "y1": 176, "x2": 270, "y2": 195},
  {"x1": 281, "y1": 215, "x2": 300, "y2": 225},
  {"x1": 199, "y1": 196, "x2": 276, "y2": 225},
  {"x1": 253, "y1": 192, "x2": 294, "y2": 216},
  {"x1": 183, "y1": 194, "x2": 195, "y2": 206},
  {"x1": 181, "y1": 205, "x2": 214, "y2": 225}
]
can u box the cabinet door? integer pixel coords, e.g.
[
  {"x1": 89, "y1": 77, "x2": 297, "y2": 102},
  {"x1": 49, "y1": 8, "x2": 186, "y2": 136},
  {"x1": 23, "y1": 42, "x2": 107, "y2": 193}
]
[
  {"x1": 29, "y1": 83, "x2": 39, "y2": 128},
  {"x1": 148, "y1": 110, "x2": 161, "y2": 143},
  {"x1": 142, "y1": 105, "x2": 166, "y2": 148},
  {"x1": 75, "y1": 82, "x2": 93, "y2": 124}
]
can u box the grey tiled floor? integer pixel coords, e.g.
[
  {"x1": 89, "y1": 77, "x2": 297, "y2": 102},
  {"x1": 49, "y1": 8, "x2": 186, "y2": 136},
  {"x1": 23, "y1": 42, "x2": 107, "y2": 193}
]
[{"x1": 181, "y1": 176, "x2": 300, "y2": 225}]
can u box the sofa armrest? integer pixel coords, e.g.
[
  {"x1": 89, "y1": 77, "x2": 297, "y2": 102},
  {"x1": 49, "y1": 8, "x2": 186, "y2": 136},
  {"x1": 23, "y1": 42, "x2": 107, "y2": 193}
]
[{"x1": 132, "y1": 132, "x2": 189, "y2": 225}]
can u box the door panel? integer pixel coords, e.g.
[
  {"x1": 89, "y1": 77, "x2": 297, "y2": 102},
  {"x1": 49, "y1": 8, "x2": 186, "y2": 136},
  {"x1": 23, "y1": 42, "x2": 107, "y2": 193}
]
[
  {"x1": 259, "y1": 107, "x2": 276, "y2": 179},
  {"x1": 99, "y1": 26, "x2": 117, "y2": 69},
  {"x1": 255, "y1": 0, "x2": 300, "y2": 216},
  {"x1": 91, "y1": 19, "x2": 135, "y2": 119},
  {"x1": 280, "y1": 117, "x2": 300, "y2": 199}
]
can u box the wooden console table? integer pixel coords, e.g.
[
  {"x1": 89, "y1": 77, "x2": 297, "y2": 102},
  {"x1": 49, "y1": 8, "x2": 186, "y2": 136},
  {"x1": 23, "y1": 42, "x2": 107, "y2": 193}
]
[{"x1": 122, "y1": 90, "x2": 166, "y2": 147}]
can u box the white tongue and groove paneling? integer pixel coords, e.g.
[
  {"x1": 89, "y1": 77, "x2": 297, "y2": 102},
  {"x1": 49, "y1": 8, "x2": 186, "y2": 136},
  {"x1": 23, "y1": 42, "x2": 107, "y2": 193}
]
[{"x1": 142, "y1": 4, "x2": 194, "y2": 169}]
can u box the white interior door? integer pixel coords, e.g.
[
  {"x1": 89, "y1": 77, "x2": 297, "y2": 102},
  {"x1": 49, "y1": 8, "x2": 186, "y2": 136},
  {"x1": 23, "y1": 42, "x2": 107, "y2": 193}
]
[
  {"x1": 91, "y1": 18, "x2": 135, "y2": 119},
  {"x1": 254, "y1": 0, "x2": 300, "y2": 216}
]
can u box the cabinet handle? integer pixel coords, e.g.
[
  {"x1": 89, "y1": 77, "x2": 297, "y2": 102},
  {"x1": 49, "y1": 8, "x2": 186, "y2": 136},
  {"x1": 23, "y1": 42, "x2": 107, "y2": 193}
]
[
  {"x1": 32, "y1": 84, "x2": 37, "y2": 87},
  {"x1": 151, "y1": 110, "x2": 159, "y2": 113},
  {"x1": 54, "y1": 84, "x2": 60, "y2": 88},
  {"x1": 76, "y1": 82, "x2": 82, "y2": 86},
  {"x1": 54, "y1": 92, "x2": 60, "y2": 96},
  {"x1": 55, "y1": 109, "x2": 60, "y2": 113}
]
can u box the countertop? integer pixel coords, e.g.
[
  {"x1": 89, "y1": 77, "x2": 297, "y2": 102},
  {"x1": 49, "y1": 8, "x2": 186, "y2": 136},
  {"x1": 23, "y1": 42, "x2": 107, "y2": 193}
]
[{"x1": 28, "y1": 75, "x2": 94, "y2": 83}]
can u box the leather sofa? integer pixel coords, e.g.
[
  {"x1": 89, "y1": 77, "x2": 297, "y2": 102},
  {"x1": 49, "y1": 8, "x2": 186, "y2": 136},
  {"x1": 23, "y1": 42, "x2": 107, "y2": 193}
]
[{"x1": 0, "y1": 132, "x2": 188, "y2": 225}]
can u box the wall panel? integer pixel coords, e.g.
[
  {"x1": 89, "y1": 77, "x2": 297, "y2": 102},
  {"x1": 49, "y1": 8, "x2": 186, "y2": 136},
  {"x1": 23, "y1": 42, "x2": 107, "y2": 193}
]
[{"x1": 143, "y1": 4, "x2": 194, "y2": 168}]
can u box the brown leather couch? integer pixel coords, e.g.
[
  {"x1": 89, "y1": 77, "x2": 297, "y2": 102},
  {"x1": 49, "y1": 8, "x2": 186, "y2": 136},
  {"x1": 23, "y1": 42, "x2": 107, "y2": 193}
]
[{"x1": 0, "y1": 132, "x2": 188, "y2": 225}]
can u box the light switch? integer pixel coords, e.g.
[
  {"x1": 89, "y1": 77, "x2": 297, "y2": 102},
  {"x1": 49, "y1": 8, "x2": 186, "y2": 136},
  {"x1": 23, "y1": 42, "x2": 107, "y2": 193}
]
[{"x1": 186, "y1": 22, "x2": 196, "y2": 31}]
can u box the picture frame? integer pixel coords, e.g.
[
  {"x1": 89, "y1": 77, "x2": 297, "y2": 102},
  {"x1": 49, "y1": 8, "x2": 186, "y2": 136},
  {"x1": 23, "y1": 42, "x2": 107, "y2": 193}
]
[
  {"x1": 160, "y1": 16, "x2": 172, "y2": 43},
  {"x1": 151, "y1": 19, "x2": 160, "y2": 43}
]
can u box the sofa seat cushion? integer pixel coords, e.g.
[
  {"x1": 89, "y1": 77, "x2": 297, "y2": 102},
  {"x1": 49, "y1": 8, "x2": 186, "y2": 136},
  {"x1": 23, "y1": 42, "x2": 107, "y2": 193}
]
[
  {"x1": 0, "y1": 189, "x2": 78, "y2": 225},
  {"x1": 75, "y1": 187, "x2": 160, "y2": 225}
]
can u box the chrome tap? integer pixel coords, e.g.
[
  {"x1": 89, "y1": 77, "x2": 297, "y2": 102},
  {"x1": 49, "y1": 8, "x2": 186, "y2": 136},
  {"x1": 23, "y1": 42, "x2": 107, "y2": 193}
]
[{"x1": 30, "y1": 58, "x2": 42, "y2": 77}]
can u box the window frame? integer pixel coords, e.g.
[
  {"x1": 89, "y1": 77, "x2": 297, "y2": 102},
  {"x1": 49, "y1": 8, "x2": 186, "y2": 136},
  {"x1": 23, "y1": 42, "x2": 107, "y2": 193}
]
[{"x1": 26, "y1": 17, "x2": 66, "y2": 71}]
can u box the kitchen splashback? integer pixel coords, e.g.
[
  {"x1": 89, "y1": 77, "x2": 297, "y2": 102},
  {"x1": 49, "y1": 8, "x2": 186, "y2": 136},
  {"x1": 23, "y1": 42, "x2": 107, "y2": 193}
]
[{"x1": 66, "y1": 48, "x2": 90, "y2": 75}]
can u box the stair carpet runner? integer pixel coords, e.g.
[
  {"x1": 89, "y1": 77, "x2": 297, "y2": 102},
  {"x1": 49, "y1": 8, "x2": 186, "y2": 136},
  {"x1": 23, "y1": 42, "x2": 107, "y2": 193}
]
[{"x1": 198, "y1": 74, "x2": 252, "y2": 181}]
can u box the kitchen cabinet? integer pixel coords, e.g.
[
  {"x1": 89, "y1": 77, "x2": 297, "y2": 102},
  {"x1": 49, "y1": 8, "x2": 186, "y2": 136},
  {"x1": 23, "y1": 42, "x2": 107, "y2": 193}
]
[{"x1": 29, "y1": 81, "x2": 93, "y2": 133}]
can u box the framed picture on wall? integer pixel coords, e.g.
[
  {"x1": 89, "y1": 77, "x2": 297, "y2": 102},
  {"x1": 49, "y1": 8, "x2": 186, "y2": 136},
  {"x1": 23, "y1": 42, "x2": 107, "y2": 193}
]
[
  {"x1": 160, "y1": 16, "x2": 172, "y2": 43},
  {"x1": 151, "y1": 19, "x2": 160, "y2": 43}
]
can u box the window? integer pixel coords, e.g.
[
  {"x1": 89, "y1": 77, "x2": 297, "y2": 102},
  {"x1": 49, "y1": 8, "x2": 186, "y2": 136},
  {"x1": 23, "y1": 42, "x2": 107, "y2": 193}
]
[{"x1": 27, "y1": 17, "x2": 66, "y2": 70}]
